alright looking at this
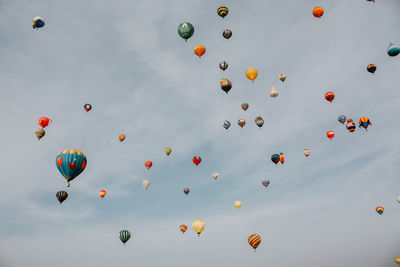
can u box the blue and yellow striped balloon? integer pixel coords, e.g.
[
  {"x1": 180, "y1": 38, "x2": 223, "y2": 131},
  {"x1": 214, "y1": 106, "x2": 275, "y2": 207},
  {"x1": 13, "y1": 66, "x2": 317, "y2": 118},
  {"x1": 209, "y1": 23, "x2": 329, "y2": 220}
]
[{"x1": 56, "y1": 149, "x2": 87, "y2": 187}]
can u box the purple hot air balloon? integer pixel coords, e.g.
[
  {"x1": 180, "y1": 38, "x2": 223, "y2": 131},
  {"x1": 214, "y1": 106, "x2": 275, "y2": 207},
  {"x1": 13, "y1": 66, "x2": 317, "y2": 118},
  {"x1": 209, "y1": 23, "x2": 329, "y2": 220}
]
[
  {"x1": 183, "y1": 188, "x2": 190, "y2": 195},
  {"x1": 262, "y1": 180, "x2": 270, "y2": 188}
]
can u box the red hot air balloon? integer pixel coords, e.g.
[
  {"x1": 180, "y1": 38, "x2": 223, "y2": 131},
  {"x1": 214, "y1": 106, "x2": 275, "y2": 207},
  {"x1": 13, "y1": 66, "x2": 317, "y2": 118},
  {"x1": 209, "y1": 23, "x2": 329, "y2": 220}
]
[
  {"x1": 248, "y1": 234, "x2": 261, "y2": 251},
  {"x1": 37, "y1": 117, "x2": 52, "y2": 128},
  {"x1": 145, "y1": 160, "x2": 152, "y2": 169},
  {"x1": 99, "y1": 190, "x2": 106, "y2": 199},
  {"x1": 327, "y1": 130, "x2": 335, "y2": 140},
  {"x1": 325, "y1": 92, "x2": 335, "y2": 103},
  {"x1": 193, "y1": 156, "x2": 201, "y2": 166}
]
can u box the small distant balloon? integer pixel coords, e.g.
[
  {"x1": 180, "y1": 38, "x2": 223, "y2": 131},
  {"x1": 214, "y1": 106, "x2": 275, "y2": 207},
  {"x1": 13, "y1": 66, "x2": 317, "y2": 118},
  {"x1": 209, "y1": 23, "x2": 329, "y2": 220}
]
[
  {"x1": 35, "y1": 128, "x2": 45, "y2": 140},
  {"x1": 262, "y1": 180, "x2": 270, "y2": 187},
  {"x1": 32, "y1": 16, "x2": 45, "y2": 29},
  {"x1": 56, "y1": 191, "x2": 68, "y2": 204},
  {"x1": 376, "y1": 206, "x2": 384, "y2": 215},
  {"x1": 235, "y1": 200, "x2": 242, "y2": 209},
  {"x1": 145, "y1": 161, "x2": 152, "y2": 169},
  {"x1": 359, "y1": 117, "x2": 372, "y2": 130},
  {"x1": 212, "y1": 173, "x2": 219, "y2": 180},
  {"x1": 194, "y1": 44, "x2": 206, "y2": 57},
  {"x1": 367, "y1": 64, "x2": 376, "y2": 74},
  {"x1": 99, "y1": 190, "x2": 106, "y2": 199},
  {"x1": 165, "y1": 147, "x2": 172, "y2": 156},
  {"x1": 220, "y1": 78, "x2": 232, "y2": 94},
  {"x1": 217, "y1": 6, "x2": 229, "y2": 18},
  {"x1": 223, "y1": 120, "x2": 231, "y2": 129},
  {"x1": 37, "y1": 117, "x2": 52, "y2": 128},
  {"x1": 193, "y1": 156, "x2": 201, "y2": 166},
  {"x1": 279, "y1": 153, "x2": 285, "y2": 164},
  {"x1": 325, "y1": 92, "x2": 335, "y2": 103},
  {"x1": 338, "y1": 115, "x2": 346, "y2": 124},
  {"x1": 238, "y1": 119, "x2": 246, "y2": 128},
  {"x1": 248, "y1": 234, "x2": 261, "y2": 251},
  {"x1": 178, "y1": 22, "x2": 194, "y2": 42},
  {"x1": 142, "y1": 179, "x2": 151, "y2": 189},
  {"x1": 279, "y1": 74, "x2": 286, "y2": 82},
  {"x1": 119, "y1": 134, "x2": 126, "y2": 142},
  {"x1": 241, "y1": 103, "x2": 249, "y2": 111},
  {"x1": 84, "y1": 104, "x2": 92, "y2": 112},
  {"x1": 119, "y1": 230, "x2": 131, "y2": 245},
  {"x1": 180, "y1": 224, "x2": 188, "y2": 234},
  {"x1": 255, "y1": 116, "x2": 264, "y2": 128},
  {"x1": 303, "y1": 148, "x2": 311, "y2": 157},
  {"x1": 327, "y1": 130, "x2": 335, "y2": 140},
  {"x1": 183, "y1": 187, "x2": 190, "y2": 195},
  {"x1": 395, "y1": 257, "x2": 400, "y2": 265},
  {"x1": 270, "y1": 86, "x2": 279, "y2": 98},
  {"x1": 192, "y1": 219, "x2": 206, "y2": 236},
  {"x1": 223, "y1": 29, "x2": 232, "y2": 39},
  {"x1": 219, "y1": 61, "x2": 228, "y2": 71},
  {"x1": 313, "y1": 6, "x2": 324, "y2": 18},
  {"x1": 271, "y1": 154, "x2": 280, "y2": 165},
  {"x1": 387, "y1": 43, "x2": 400, "y2": 57},
  {"x1": 245, "y1": 68, "x2": 258, "y2": 82},
  {"x1": 346, "y1": 119, "x2": 356, "y2": 133}
]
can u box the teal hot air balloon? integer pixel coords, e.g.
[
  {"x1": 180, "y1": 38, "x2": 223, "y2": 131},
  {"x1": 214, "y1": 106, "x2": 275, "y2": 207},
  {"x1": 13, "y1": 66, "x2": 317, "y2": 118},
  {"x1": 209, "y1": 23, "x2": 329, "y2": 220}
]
[
  {"x1": 178, "y1": 22, "x2": 194, "y2": 42},
  {"x1": 119, "y1": 230, "x2": 131, "y2": 245},
  {"x1": 56, "y1": 149, "x2": 87, "y2": 187},
  {"x1": 56, "y1": 191, "x2": 68, "y2": 204},
  {"x1": 387, "y1": 43, "x2": 400, "y2": 57},
  {"x1": 271, "y1": 154, "x2": 280, "y2": 165}
]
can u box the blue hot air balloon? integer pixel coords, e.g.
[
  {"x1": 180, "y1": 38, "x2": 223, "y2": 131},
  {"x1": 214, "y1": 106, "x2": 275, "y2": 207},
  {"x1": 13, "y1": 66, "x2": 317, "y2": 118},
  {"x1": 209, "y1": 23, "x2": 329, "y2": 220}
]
[
  {"x1": 338, "y1": 115, "x2": 346, "y2": 124},
  {"x1": 56, "y1": 149, "x2": 87, "y2": 187},
  {"x1": 387, "y1": 43, "x2": 400, "y2": 57}
]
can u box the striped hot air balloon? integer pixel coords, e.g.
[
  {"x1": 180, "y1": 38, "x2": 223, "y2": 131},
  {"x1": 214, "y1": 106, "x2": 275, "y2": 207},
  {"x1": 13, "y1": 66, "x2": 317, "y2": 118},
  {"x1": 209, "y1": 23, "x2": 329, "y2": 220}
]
[
  {"x1": 262, "y1": 180, "x2": 270, "y2": 188},
  {"x1": 217, "y1": 6, "x2": 229, "y2": 18},
  {"x1": 119, "y1": 230, "x2": 131, "y2": 245},
  {"x1": 145, "y1": 160, "x2": 152, "y2": 169},
  {"x1": 194, "y1": 44, "x2": 206, "y2": 57},
  {"x1": 56, "y1": 191, "x2": 68, "y2": 204},
  {"x1": 325, "y1": 91, "x2": 335, "y2": 103},
  {"x1": 56, "y1": 149, "x2": 87, "y2": 187},
  {"x1": 248, "y1": 234, "x2": 261, "y2": 251},
  {"x1": 220, "y1": 78, "x2": 232, "y2": 93},
  {"x1": 35, "y1": 128, "x2": 45, "y2": 140},
  {"x1": 223, "y1": 120, "x2": 231, "y2": 129},
  {"x1": 376, "y1": 206, "x2": 384, "y2": 215},
  {"x1": 180, "y1": 224, "x2": 188, "y2": 234},
  {"x1": 219, "y1": 61, "x2": 228, "y2": 71}
]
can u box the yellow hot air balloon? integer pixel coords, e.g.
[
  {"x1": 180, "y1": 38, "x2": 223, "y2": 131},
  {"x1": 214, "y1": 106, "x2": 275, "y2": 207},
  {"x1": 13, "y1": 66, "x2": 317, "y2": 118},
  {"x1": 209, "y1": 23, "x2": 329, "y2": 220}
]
[
  {"x1": 245, "y1": 68, "x2": 258, "y2": 82},
  {"x1": 395, "y1": 257, "x2": 400, "y2": 265},
  {"x1": 192, "y1": 219, "x2": 206, "y2": 236},
  {"x1": 165, "y1": 147, "x2": 172, "y2": 156},
  {"x1": 235, "y1": 200, "x2": 242, "y2": 208},
  {"x1": 194, "y1": 44, "x2": 206, "y2": 58},
  {"x1": 303, "y1": 148, "x2": 311, "y2": 157}
]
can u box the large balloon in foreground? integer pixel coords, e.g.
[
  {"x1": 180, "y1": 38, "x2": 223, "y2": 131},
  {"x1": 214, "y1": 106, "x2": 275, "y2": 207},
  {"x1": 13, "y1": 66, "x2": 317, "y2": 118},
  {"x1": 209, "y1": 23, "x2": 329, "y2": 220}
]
[
  {"x1": 193, "y1": 156, "x2": 201, "y2": 166},
  {"x1": 387, "y1": 43, "x2": 400, "y2": 57},
  {"x1": 255, "y1": 116, "x2": 264, "y2": 128},
  {"x1": 223, "y1": 120, "x2": 231, "y2": 129},
  {"x1": 37, "y1": 117, "x2": 52, "y2": 128},
  {"x1": 270, "y1": 86, "x2": 279, "y2": 98},
  {"x1": 359, "y1": 117, "x2": 372, "y2": 130},
  {"x1": 245, "y1": 68, "x2": 258, "y2": 82},
  {"x1": 367, "y1": 64, "x2": 376, "y2": 74},
  {"x1": 338, "y1": 115, "x2": 346, "y2": 124},
  {"x1": 165, "y1": 147, "x2": 172, "y2": 156},
  {"x1": 56, "y1": 191, "x2": 68, "y2": 204},
  {"x1": 376, "y1": 206, "x2": 384, "y2": 215},
  {"x1": 313, "y1": 6, "x2": 324, "y2": 18},
  {"x1": 192, "y1": 219, "x2": 206, "y2": 236},
  {"x1": 271, "y1": 154, "x2": 280, "y2": 165},
  {"x1": 178, "y1": 22, "x2": 194, "y2": 41},
  {"x1": 248, "y1": 234, "x2": 261, "y2": 251},
  {"x1": 327, "y1": 130, "x2": 335, "y2": 140},
  {"x1": 194, "y1": 44, "x2": 206, "y2": 57},
  {"x1": 303, "y1": 148, "x2": 311, "y2": 157},
  {"x1": 180, "y1": 224, "x2": 188, "y2": 234},
  {"x1": 35, "y1": 129, "x2": 45, "y2": 140},
  {"x1": 220, "y1": 78, "x2": 232, "y2": 93},
  {"x1": 223, "y1": 29, "x2": 232, "y2": 39},
  {"x1": 145, "y1": 160, "x2": 152, "y2": 169},
  {"x1": 119, "y1": 134, "x2": 125, "y2": 142},
  {"x1": 217, "y1": 6, "x2": 229, "y2": 18},
  {"x1": 219, "y1": 61, "x2": 228, "y2": 71},
  {"x1": 325, "y1": 91, "x2": 335, "y2": 103},
  {"x1": 262, "y1": 180, "x2": 270, "y2": 187},
  {"x1": 56, "y1": 149, "x2": 87, "y2": 187},
  {"x1": 33, "y1": 16, "x2": 45, "y2": 29},
  {"x1": 99, "y1": 190, "x2": 106, "y2": 199},
  {"x1": 394, "y1": 257, "x2": 400, "y2": 265},
  {"x1": 238, "y1": 119, "x2": 246, "y2": 128},
  {"x1": 84, "y1": 104, "x2": 92, "y2": 112},
  {"x1": 235, "y1": 200, "x2": 242, "y2": 209},
  {"x1": 119, "y1": 230, "x2": 131, "y2": 245},
  {"x1": 142, "y1": 179, "x2": 151, "y2": 189}
]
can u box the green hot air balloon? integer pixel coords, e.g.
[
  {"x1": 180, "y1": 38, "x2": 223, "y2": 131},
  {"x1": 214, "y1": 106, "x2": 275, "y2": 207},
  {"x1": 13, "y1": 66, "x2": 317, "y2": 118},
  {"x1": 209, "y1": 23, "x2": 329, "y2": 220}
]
[
  {"x1": 119, "y1": 230, "x2": 131, "y2": 245},
  {"x1": 178, "y1": 22, "x2": 194, "y2": 42}
]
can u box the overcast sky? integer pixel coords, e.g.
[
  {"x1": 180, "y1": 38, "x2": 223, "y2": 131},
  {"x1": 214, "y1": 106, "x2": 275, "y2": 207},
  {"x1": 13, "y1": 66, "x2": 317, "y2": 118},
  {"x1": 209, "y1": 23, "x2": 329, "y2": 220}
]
[{"x1": 0, "y1": 0, "x2": 400, "y2": 266}]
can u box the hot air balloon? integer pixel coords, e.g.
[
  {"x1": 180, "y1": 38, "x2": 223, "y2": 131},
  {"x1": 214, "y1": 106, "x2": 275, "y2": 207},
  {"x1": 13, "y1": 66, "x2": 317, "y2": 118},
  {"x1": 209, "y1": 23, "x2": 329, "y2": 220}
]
[
  {"x1": 367, "y1": 64, "x2": 376, "y2": 74},
  {"x1": 271, "y1": 154, "x2": 280, "y2": 165},
  {"x1": 279, "y1": 74, "x2": 286, "y2": 82},
  {"x1": 270, "y1": 86, "x2": 279, "y2": 98},
  {"x1": 56, "y1": 191, "x2": 68, "y2": 204},
  {"x1": 255, "y1": 116, "x2": 264, "y2": 128},
  {"x1": 142, "y1": 179, "x2": 150, "y2": 189},
  {"x1": 245, "y1": 68, "x2": 258, "y2": 82},
  {"x1": 397, "y1": 196, "x2": 400, "y2": 203},
  {"x1": 192, "y1": 219, "x2": 206, "y2": 236},
  {"x1": 35, "y1": 129, "x2": 45, "y2": 140},
  {"x1": 220, "y1": 78, "x2": 232, "y2": 93},
  {"x1": 313, "y1": 7, "x2": 324, "y2": 18},
  {"x1": 338, "y1": 115, "x2": 346, "y2": 124},
  {"x1": 194, "y1": 44, "x2": 206, "y2": 57},
  {"x1": 145, "y1": 160, "x2": 152, "y2": 169},
  {"x1": 165, "y1": 147, "x2": 172, "y2": 156},
  {"x1": 346, "y1": 119, "x2": 356, "y2": 133},
  {"x1": 241, "y1": 103, "x2": 249, "y2": 111},
  {"x1": 235, "y1": 200, "x2": 242, "y2": 209},
  {"x1": 279, "y1": 153, "x2": 285, "y2": 164},
  {"x1": 32, "y1": 16, "x2": 45, "y2": 29},
  {"x1": 119, "y1": 134, "x2": 125, "y2": 142},
  {"x1": 223, "y1": 120, "x2": 231, "y2": 129},
  {"x1": 238, "y1": 119, "x2": 246, "y2": 128},
  {"x1": 219, "y1": 61, "x2": 228, "y2": 71},
  {"x1": 327, "y1": 130, "x2": 335, "y2": 140},
  {"x1": 325, "y1": 92, "x2": 335, "y2": 103},
  {"x1": 99, "y1": 190, "x2": 106, "y2": 199},
  {"x1": 193, "y1": 156, "x2": 201, "y2": 166},
  {"x1": 359, "y1": 117, "x2": 372, "y2": 130},
  {"x1": 376, "y1": 206, "x2": 384, "y2": 215},
  {"x1": 178, "y1": 22, "x2": 194, "y2": 42},
  {"x1": 84, "y1": 104, "x2": 92, "y2": 112},
  {"x1": 223, "y1": 29, "x2": 232, "y2": 39},
  {"x1": 183, "y1": 187, "x2": 190, "y2": 195},
  {"x1": 180, "y1": 224, "x2": 188, "y2": 234},
  {"x1": 217, "y1": 6, "x2": 229, "y2": 18},
  {"x1": 262, "y1": 180, "x2": 270, "y2": 188},
  {"x1": 394, "y1": 257, "x2": 400, "y2": 265},
  {"x1": 56, "y1": 149, "x2": 87, "y2": 187},
  {"x1": 387, "y1": 43, "x2": 400, "y2": 57},
  {"x1": 119, "y1": 230, "x2": 131, "y2": 245},
  {"x1": 248, "y1": 234, "x2": 261, "y2": 251},
  {"x1": 37, "y1": 117, "x2": 52, "y2": 128},
  {"x1": 212, "y1": 173, "x2": 219, "y2": 180},
  {"x1": 303, "y1": 148, "x2": 311, "y2": 157}
]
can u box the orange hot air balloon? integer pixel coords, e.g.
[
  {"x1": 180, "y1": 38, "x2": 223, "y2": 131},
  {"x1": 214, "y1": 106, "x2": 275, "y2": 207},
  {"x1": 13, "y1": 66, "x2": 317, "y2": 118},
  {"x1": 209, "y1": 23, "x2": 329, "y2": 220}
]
[
  {"x1": 118, "y1": 134, "x2": 125, "y2": 142},
  {"x1": 325, "y1": 92, "x2": 335, "y2": 103},
  {"x1": 313, "y1": 6, "x2": 324, "y2": 18},
  {"x1": 327, "y1": 130, "x2": 335, "y2": 140},
  {"x1": 194, "y1": 44, "x2": 206, "y2": 57},
  {"x1": 37, "y1": 117, "x2": 52, "y2": 128},
  {"x1": 180, "y1": 224, "x2": 188, "y2": 234},
  {"x1": 145, "y1": 160, "x2": 152, "y2": 169},
  {"x1": 279, "y1": 153, "x2": 285, "y2": 164},
  {"x1": 99, "y1": 190, "x2": 106, "y2": 199}
]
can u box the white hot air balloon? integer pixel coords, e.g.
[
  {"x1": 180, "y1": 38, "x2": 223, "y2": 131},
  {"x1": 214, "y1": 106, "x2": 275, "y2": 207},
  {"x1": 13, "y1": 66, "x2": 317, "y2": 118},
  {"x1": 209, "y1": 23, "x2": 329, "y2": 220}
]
[
  {"x1": 212, "y1": 173, "x2": 219, "y2": 180},
  {"x1": 270, "y1": 86, "x2": 279, "y2": 98},
  {"x1": 142, "y1": 179, "x2": 151, "y2": 189},
  {"x1": 397, "y1": 196, "x2": 400, "y2": 203}
]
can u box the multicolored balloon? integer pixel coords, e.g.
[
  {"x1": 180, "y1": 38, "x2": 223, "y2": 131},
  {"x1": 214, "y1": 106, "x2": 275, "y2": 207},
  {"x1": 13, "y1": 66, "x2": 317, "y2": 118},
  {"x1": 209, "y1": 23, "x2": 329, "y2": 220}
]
[
  {"x1": 183, "y1": 187, "x2": 190, "y2": 195},
  {"x1": 220, "y1": 78, "x2": 232, "y2": 93},
  {"x1": 248, "y1": 234, "x2": 261, "y2": 251},
  {"x1": 394, "y1": 257, "x2": 400, "y2": 265},
  {"x1": 212, "y1": 173, "x2": 219, "y2": 180},
  {"x1": 145, "y1": 160, "x2": 152, "y2": 169},
  {"x1": 178, "y1": 22, "x2": 194, "y2": 42},
  {"x1": 255, "y1": 116, "x2": 264, "y2": 128},
  {"x1": 217, "y1": 6, "x2": 229, "y2": 18},
  {"x1": 35, "y1": 128, "x2": 45, "y2": 140},
  {"x1": 194, "y1": 44, "x2": 206, "y2": 57},
  {"x1": 367, "y1": 64, "x2": 376, "y2": 74},
  {"x1": 359, "y1": 117, "x2": 372, "y2": 130},
  {"x1": 32, "y1": 16, "x2": 45, "y2": 29},
  {"x1": 119, "y1": 230, "x2": 131, "y2": 245},
  {"x1": 99, "y1": 190, "x2": 106, "y2": 199},
  {"x1": 238, "y1": 119, "x2": 246, "y2": 128},
  {"x1": 376, "y1": 206, "x2": 384, "y2": 215},
  {"x1": 192, "y1": 219, "x2": 206, "y2": 236},
  {"x1": 338, "y1": 115, "x2": 346, "y2": 124},
  {"x1": 346, "y1": 119, "x2": 356, "y2": 133},
  {"x1": 223, "y1": 29, "x2": 232, "y2": 39},
  {"x1": 84, "y1": 104, "x2": 92, "y2": 112},
  {"x1": 56, "y1": 149, "x2": 87, "y2": 187},
  {"x1": 180, "y1": 224, "x2": 188, "y2": 234},
  {"x1": 193, "y1": 156, "x2": 201, "y2": 166},
  {"x1": 262, "y1": 180, "x2": 270, "y2": 187},
  {"x1": 118, "y1": 134, "x2": 125, "y2": 142},
  {"x1": 219, "y1": 61, "x2": 228, "y2": 71},
  {"x1": 279, "y1": 153, "x2": 285, "y2": 164},
  {"x1": 56, "y1": 191, "x2": 68, "y2": 204},
  {"x1": 279, "y1": 74, "x2": 286, "y2": 82},
  {"x1": 241, "y1": 103, "x2": 249, "y2": 111},
  {"x1": 325, "y1": 91, "x2": 335, "y2": 103}
]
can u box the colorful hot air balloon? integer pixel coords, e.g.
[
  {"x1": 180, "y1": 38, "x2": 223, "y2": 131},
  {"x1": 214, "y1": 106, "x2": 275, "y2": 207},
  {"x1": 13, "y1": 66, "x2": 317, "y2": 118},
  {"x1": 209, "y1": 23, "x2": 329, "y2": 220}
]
[
  {"x1": 255, "y1": 116, "x2": 264, "y2": 128},
  {"x1": 84, "y1": 104, "x2": 92, "y2": 112},
  {"x1": 359, "y1": 117, "x2": 372, "y2": 130},
  {"x1": 346, "y1": 119, "x2": 356, "y2": 133},
  {"x1": 271, "y1": 154, "x2": 280, "y2": 165},
  {"x1": 376, "y1": 206, "x2": 384, "y2": 215},
  {"x1": 99, "y1": 190, "x2": 106, "y2": 199},
  {"x1": 194, "y1": 44, "x2": 206, "y2": 57},
  {"x1": 248, "y1": 234, "x2": 261, "y2": 251},
  {"x1": 338, "y1": 115, "x2": 347, "y2": 124},
  {"x1": 279, "y1": 74, "x2": 286, "y2": 82},
  {"x1": 180, "y1": 224, "x2": 188, "y2": 234},
  {"x1": 279, "y1": 153, "x2": 285, "y2": 164},
  {"x1": 217, "y1": 6, "x2": 229, "y2": 18},
  {"x1": 325, "y1": 92, "x2": 335, "y2": 103},
  {"x1": 183, "y1": 187, "x2": 190, "y2": 195},
  {"x1": 223, "y1": 29, "x2": 232, "y2": 39},
  {"x1": 327, "y1": 130, "x2": 335, "y2": 140},
  {"x1": 270, "y1": 86, "x2": 279, "y2": 98},
  {"x1": 178, "y1": 22, "x2": 194, "y2": 42},
  {"x1": 235, "y1": 200, "x2": 242, "y2": 209},
  {"x1": 193, "y1": 156, "x2": 201, "y2": 166},
  {"x1": 212, "y1": 173, "x2": 219, "y2": 180},
  {"x1": 367, "y1": 64, "x2": 376, "y2": 74},
  {"x1": 56, "y1": 149, "x2": 87, "y2": 187},
  {"x1": 32, "y1": 16, "x2": 45, "y2": 29},
  {"x1": 56, "y1": 191, "x2": 68, "y2": 204},
  {"x1": 238, "y1": 119, "x2": 246, "y2": 128},
  {"x1": 142, "y1": 179, "x2": 150, "y2": 189},
  {"x1": 303, "y1": 148, "x2": 311, "y2": 157},
  {"x1": 192, "y1": 219, "x2": 206, "y2": 236},
  {"x1": 245, "y1": 68, "x2": 258, "y2": 82},
  {"x1": 220, "y1": 78, "x2": 232, "y2": 93},
  {"x1": 145, "y1": 161, "x2": 152, "y2": 169},
  {"x1": 119, "y1": 134, "x2": 125, "y2": 142},
  {"x1": 387, "y1": 43, "x2": 400, "y2": 57},
  {"x1": 119, "y1": 230, "x2": 131, "y2": 245},
  {"x1": 35, "y1": 128, "x2": 45, "y2": 140},
  {"x1": 313, "y1": 6, "x2": 324, "y2": 18},
  {"x1": 223, "y1": 120, "x2": 231, "y2": 129},
  {"x1": 241, "y1": 103, "x2": 249, "y2": 111},
  {"x1": 219, "y1": 61, "x2": 228, "y2": 71},
  {"x1": 394, "y1": 257, "x2": 400, "y2": 265},
  {"x1": 262, "y1": 180, "x2": 270, "y2": 187},
  {"x1": 165, "y1": 147, "x2": 172, "y2": 156},
  {"x1": 37, "y1": 117, "x2": 52, "y2": 128}
]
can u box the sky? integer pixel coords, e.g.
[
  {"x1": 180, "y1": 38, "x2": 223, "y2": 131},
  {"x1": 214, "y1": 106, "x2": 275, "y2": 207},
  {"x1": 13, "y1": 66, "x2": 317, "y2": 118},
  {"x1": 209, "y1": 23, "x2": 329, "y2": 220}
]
[{"x1": 0, "y1": 0, "x2": 400, "y2": 266}]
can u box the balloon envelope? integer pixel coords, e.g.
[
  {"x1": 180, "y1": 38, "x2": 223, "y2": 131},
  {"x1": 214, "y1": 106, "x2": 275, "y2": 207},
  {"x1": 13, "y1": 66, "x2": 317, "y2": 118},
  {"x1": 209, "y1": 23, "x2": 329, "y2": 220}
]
[
  {"x1": 56, "y1": 191, "x2": 68, "y2": 204},
  {"x1": 56, "y1": 149, "x2": 87, "y2": 187},
  {"x1": 245, "y1": 68, "x2": 258, "y2": 82},
  {"x1": 142, "y1": 179, "x2": 151, "y2": 189},
  {"x1": 304, "y1": 148, "x2": 311, "y2": 157},
  {"x1": 37, "y1": 117, "x2": 52, "y2": 128},
  {"x1": 192, "y1": 219, "x2": 206, "y2": 236},
  {"x1": 235, "y1": 200, "x2": 242, "y2": 208},
  {"x1": 119, "y1": 230, "x2": 131, "y2": 244},
  {"x1": 178, "y1": 22, "x2": 194, "y2": 41},
  {"x1": 99, "y1": 190, "x2": 106, "y2": 198},
  {"x1": 165, "y1": 147, "x2": 172, "y2": 156},
  {"x1": 248, "y1": 234, "x2": 261, "y2": 251}
]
